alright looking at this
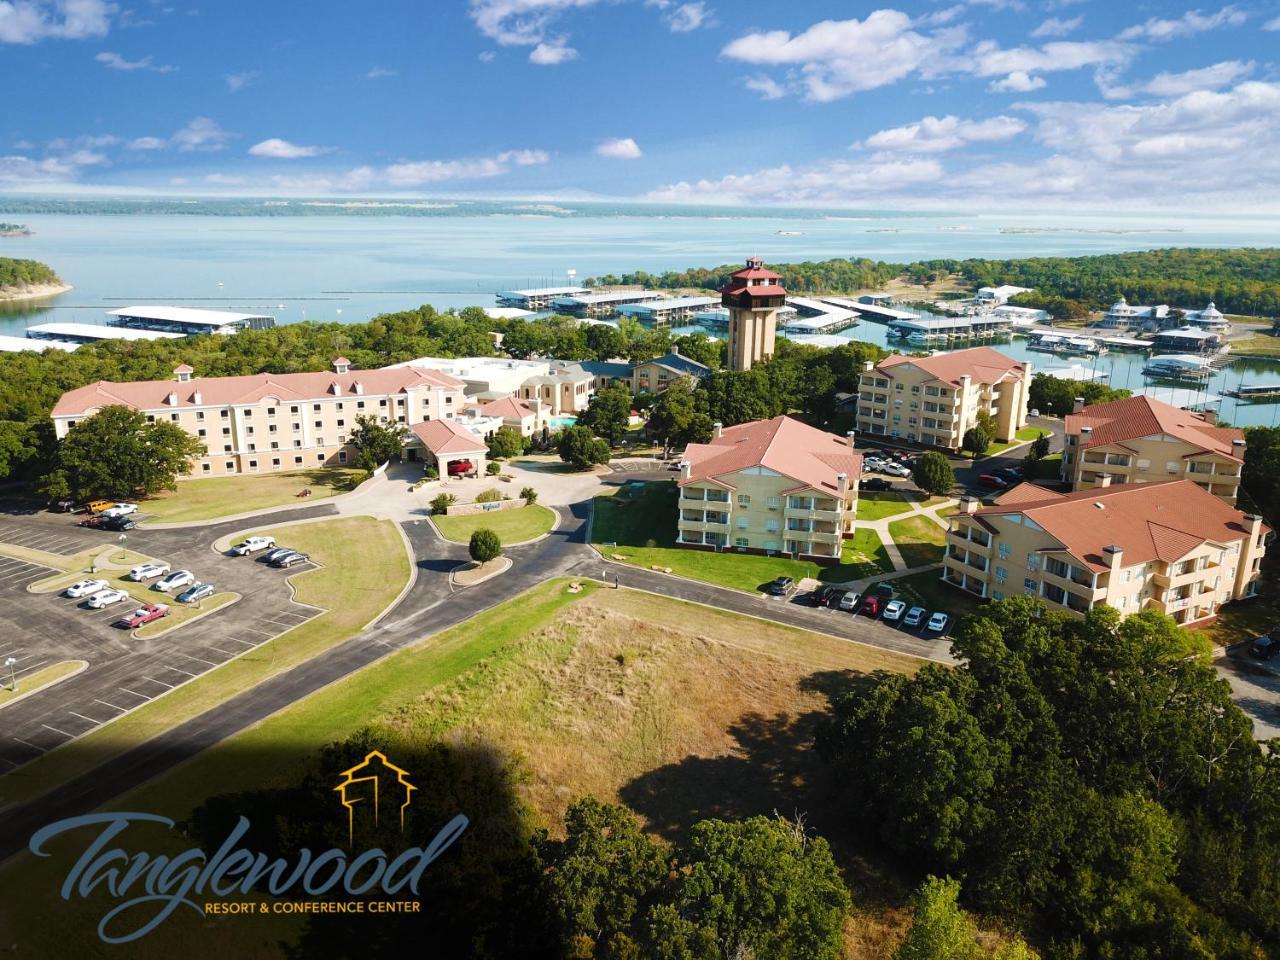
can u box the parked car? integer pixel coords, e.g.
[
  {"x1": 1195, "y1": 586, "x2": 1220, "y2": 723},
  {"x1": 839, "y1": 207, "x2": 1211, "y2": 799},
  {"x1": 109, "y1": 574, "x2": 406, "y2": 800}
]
[
  {"x1": 926, "y1": 611, "x2": 951, "y2": 634},
  {"x1": 860, "y1": 477, "x2": 892, "y2": 492},
  {"x1": 822, "y1": 588, "x2": 847, "y2": 609},
  {"x1": 272, "y1": 552, "x2": 310, "y2": 568},
  {"x1": 994, "y1": 466, "x2": 1024, "y2": 483},
  {"x1": 837, "y1": 591, "x2": 861, "y2": 612},
  {"x1": 77, "y1": 515, "x2": 105, "y2": 528},
  {"x1": 1250, "y1": 635, "x2": 1279, "y2": 660},
  {"x1": 810, "y1": 585, "x2": 836, "y2": 606},
  {"x1": 85, "y1": 588, "x2": 130, "y2": 609},
  {"x1": 231, "y1": 535, "x2": 277, "y2": 556},
  {"x1": 154, "y1": 569, "x2": 195, "y2": 593},
  {"x1": 115, "y1": 603, "x2": 169, "y2": 629},
  {"x1": 103, "y1": 517, "x2": 138, "y2": 532},
  {"x1": 447, "y1": 459, "x2": 473, "y2": 476},
  {"x1": 261, "y1": 547, "x2": 295, "y2": 564},
  {"x1": 861, "y1": 595, "x2": 884, "y2": 617},
  {"x1": 764, "y1": 576, "x2": 794, "y2": 596},
  {"x1": 977, "y1": 474, "x2": 1010, "y2": 489},
  {"x1": 101, "y1": 502, "x2": 139, "y2": 519},
  {"x1": 127, "y1": 562, "x2": 171, "y2": 582},
  {"x1": 86, "y1": 499, "x2": 115, "y2": 514},
  {"x1": 882, "y1": 463, "x2": 911, "y2": 478},
  {"x1": 51, "y1": 498, "x2": 78, "y2": 512},
  {"x1": 862, "y1": 458, "x2": 886, "y2": 474},
  {"x1": 64, "y1": 578, "x2": 109, "y2": 599},
  {"x1": 177, "y1": 582, "x2": 215, "y2": 604},
  {"x1": 903, "y1": 606, "x2": 927, "y2": 628},
  {"x1": 874, "y1": 583, "x2": 896, "y2": 600},
  {"x1": 882, "y1": 599, "x2": 907, "y2": 623}
]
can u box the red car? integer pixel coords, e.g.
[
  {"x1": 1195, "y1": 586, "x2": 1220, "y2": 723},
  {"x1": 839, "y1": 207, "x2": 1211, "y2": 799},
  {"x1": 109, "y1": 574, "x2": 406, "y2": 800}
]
[
  {"x1": 447, "y1": 459, "x2": 473, "y2": 476},
  {"x1": 114, "y1": 603, "x2": 169, "y2": 629},
  {"x1": 977, "y1": 473, "x2": 1010, "y2": 489},
  {"x1": 861, "y1": 595, "x2": 884, "y2": 617},
  {"x1": 77, "y1": 515, "x2": 105, "y2": 528}
]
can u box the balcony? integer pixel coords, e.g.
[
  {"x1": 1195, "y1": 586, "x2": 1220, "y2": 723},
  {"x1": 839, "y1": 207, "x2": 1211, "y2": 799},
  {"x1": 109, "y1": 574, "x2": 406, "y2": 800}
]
[
  {"x1": 805, "y1": 530, "x2": 843, "y2": 545},
  {"x1": 784, "y1": 506, "x2": 841, "y2": 523}
]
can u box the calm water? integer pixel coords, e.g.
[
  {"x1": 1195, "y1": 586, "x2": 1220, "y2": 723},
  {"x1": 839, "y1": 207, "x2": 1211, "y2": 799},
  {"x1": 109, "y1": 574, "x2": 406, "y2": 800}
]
[{"x1": 3, "y1": 209, "x2": 1279, "y2": 426}]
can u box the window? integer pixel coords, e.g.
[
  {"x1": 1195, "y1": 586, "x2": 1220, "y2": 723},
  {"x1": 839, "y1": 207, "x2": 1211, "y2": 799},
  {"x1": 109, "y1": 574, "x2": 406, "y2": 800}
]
[
  {"x1": 244, "y1": 409, "x2": 253, "y2": 418},
  {"x1": 201, "y1": 463, "x2": 211, "y2": 473},
  {"x1": 293, "y1": 422, "x2": 301, "y2": 432},
  {"x1": 992, "y1": 590, "x2": 1005, "y2": 601},
  {"x1": 197, "y1": 428, "x2": 207, "y2": 438},
  {"x1": 225, "y1": 460, "x2": 234, "y2": 470},
  {"x1": 221, "y1": 410, "x2": 230, "y2": 419},
  {"x1": 290, "y1": 405, "x2": 299, "y2": 414},
  {"x1": 223, "y1": 444, "x2": 231, "y2": 453},
  {"x1": 379, "y1": 399, "x2": 387, "y2": 407},
  {"x1": 735, "y1": 537, "x2": 749, "y2": 548},
  {"x1": 294, "y1": 456, "x2": 303, "y2": 465},
  {"x1": 766, "y1": 519, "x2": 780, "y2": 533},
  {"x1": 317, "y1": 437, "x2": 325, "y2": 447},
  {"x1": 294, "y1": 440, "x2": 302, "y2": 448},
  {"x1": 357, "y1": 401, "x2": 366, "y2": 410},
  {"x1": 248, "y1": 459, "x2": 258, "y2": 469},
  {"x1": 737, "y1": 494, "x2": 751, "y2": 507},
  {"x1": 271, "y1": 458, "x2": 281, "y2": 467},
  {"x1": 267, "y1": 407, "x2": 276, "y2": 417},
  {"x1": 995, "y1": 566, "x2": 1008, "y2": 583},
  {"x1": 248, "y1": 443, "x2": 256, "y2": 452},
  {"x1": 337, "y1": 419, "x2": 345, "y2": 427},
  {"x1": 268, "y1": 424, "x2": 278, "y2": 434},
  {"x1": 222, "y1": 427, "x2": 231, "y2": 436},
  {"x1": 767, "y1": 496, "x2": 780, "y2": 509},
  {"x1": 318, "y1": 453, "x2": 326, "y2": 462},
  {"x1": 737, "y1": 517, "x2": 749, "y2": 529},
  {"x1": 338, "y1": 451, "x2": 347, "y2": 463},
  {"x1": 998, "y1": 543, "x2": 1011, "y2": 560},
  {"x1": 195, "y1": 412, "x2": 205, "y2": 422},
  {"x1": 1166, "y1": 461, "x2": 1180, "y2": 473},
  {"x1": 1026, "y1": 553, "x2": 1040, "y2": 571},
  {"x1": 1024, "y1": 577, "x2": 1038, "y2": 590},
  {"x1": 246, "y1": 426, "x2": 255, "y2": 435},
  {"x1": 313, "y1": 404, "x2": 322, "y2": 412}
]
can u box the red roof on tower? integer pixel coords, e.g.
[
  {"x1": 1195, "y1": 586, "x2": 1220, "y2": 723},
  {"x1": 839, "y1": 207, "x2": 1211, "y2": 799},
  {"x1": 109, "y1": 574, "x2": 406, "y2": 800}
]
[{"x1": 726, "y1": 256, "x2": 781, "y2": 283}]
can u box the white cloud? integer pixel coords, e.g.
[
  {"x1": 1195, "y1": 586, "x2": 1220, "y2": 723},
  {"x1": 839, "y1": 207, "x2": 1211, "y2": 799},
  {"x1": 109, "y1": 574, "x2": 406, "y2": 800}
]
[
  {"x1": 0, "y1": 0, "x2": 114, "y2": 44},
  {"x1": 1031, "y1": 15, "x2": 1082, "y2": 39},
  {"x1": 204, "y1": 173, "x2": 248, "y2": 186},
  {"x1": 171, "y1": 116, "x2": 232, "y2": 152},
  {"x1": 647, "y1": 157, "x2": 945, "y2": 205},
  {"x1": 1265, "y1": 16, "x2": 1280, "y2": 31},
  {"x1": 862, "y1": 114, "x2": 1026, "y2": 153},
  {"x1": 743, "y1": 75, "x2": 785, "y2": 100},
  {"x1": 595, "y1": 137, "x2": 642, "y2": 159},
  {"x1": 720, "y1": 10, "x2": 968, "y2": 102},
  {"x1": 126, "y1": 135, "x2": 166, "y2": 150},
  {"x1": 966, "y1": 38, "x2": 1133, "y2": 80},
  {"x1": 1139, "y1": 60, "x2": 1254, "y2": 98},
  {"x1": 0, "y1": 146, "x2": 106, "y2": 186},
  {"x1": 364, "y1": 66, "x2": 398, "y2": 78},
  {"x1": 989, "y1": 71, "x2": 1046, "y2": 92},
  {"x1": 95, "y1": 50, "x2": 175, "y2": 72},
  {"x1": 528, "y1": 40, "x2": 576, "y2": 64},
  {"x1": 663, "y1": 2, "x2": 712, "y2": 33},
  {"x1": 1118, "y1": 5, "x2": 1246, "y2": 42},
  {"x1": 225, "y1": 70, "x2": 258, "y2": 92},
  {"x1": 478, "y1": 51, "x2": 495, "y2": 62},
  {"x1": 383, "y1": 148, "x2": 549, "y2": 186},
  {"x1": 247, "y1": 138, "x2": 334, "y2": 159}
]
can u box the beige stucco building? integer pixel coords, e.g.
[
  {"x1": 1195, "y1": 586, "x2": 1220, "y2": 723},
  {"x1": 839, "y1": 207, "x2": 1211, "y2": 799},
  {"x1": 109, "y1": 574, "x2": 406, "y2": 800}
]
[
  {"x1": 51, "y1": 358, "x2": 468, "y2": 476},
  {"x1": 1062, "y1": 394, "x2": 1245, "y2": 504},
  {"x1": 855, "y1": 347, "x2": 1031, "y2": 450},
  {"x1": 943, "y1": 479, "x2": 1268, "y2": 626},
  {"x1": 630, "y1": 350, "x2": 711, "y2": 395},
  {"x1": 676, "y1": 416, "x2": 861, "y2": 561}
]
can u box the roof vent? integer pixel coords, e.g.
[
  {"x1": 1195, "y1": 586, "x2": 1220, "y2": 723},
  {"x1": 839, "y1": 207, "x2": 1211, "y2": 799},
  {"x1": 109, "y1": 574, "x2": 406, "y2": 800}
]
[{"x1": 1094, "y1": 502, "x2": 1105, "y2": 509}]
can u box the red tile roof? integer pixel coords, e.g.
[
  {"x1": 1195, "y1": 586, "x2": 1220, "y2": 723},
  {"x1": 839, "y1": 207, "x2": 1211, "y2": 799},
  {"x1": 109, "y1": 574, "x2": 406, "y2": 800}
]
[
  {"x1": 52, "y1": 365, "x2": 466, "y2": 417},
  {"x1": 409, "y1": 418, "x2": 487, "y2": 457},
  {"x1": 875, "y1": 347, "x2": 1027, "y2": 387},
  {"x1": 1065, "y1": 394, "x2": 1244, "y2": 461},
  {"x1": 480, "y1": 396, "x2": 538, "y2": 420},
  {"x1": 977, "y1": 479, "x2": 1261, "y2": 572},
  {"x1": 728, "y1": 264, "x2": 781, "y2": 282},
  {"x1": 680, "y1": 415, "x2": 861, "y2": 496},
  {"x1": 722, "y1": 283, "x2": 787, "y2": 298}
]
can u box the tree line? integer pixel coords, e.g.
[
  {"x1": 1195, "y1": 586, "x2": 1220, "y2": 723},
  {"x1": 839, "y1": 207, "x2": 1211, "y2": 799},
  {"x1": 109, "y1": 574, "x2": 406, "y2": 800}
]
[
  {"x1": 585, "y1": 257, "x2": 903, "y2": 294},
  {"x1": 0, "y1": 256, "x2": 60, "y2": 289}
]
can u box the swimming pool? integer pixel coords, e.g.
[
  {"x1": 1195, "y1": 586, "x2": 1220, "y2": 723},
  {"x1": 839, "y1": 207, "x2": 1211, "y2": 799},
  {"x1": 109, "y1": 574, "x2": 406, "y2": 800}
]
[{"x1": 548, "y1": 416, "x2": 578, "y2": 429}]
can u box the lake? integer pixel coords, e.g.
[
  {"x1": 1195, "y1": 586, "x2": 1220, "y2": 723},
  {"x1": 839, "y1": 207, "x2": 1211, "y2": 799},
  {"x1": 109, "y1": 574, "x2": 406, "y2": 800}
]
[{"x1": 2, "y1": 207, "x2": 1279, "y2": 426}]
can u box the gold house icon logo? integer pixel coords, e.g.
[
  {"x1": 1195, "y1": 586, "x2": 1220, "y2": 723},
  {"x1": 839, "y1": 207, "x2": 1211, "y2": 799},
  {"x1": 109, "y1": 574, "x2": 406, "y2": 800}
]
[{"x1": 333, "y1": 750, "x2": 417, "y2": 846}]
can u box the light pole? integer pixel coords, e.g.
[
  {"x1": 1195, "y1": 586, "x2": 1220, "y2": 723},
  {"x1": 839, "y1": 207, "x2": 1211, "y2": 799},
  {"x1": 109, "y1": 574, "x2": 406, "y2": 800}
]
[
  {"x1": 5, "y1": 657, "x2": 16, "y2": 693},
  {"x1": 118, "y1": 533, "x2": 128, "y2": 561}
]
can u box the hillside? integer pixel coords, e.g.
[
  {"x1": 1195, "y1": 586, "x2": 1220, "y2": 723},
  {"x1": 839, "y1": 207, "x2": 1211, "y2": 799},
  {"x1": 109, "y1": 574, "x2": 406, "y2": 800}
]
[{"x1": 0, "y1": 256, "x2": 67, "y2": 299}]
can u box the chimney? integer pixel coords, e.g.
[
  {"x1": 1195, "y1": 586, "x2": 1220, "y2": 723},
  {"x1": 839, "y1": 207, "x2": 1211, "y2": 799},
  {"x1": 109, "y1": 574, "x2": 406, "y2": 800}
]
[
  {"x1": 863, "y1": 360, "x2": 875, "y2": 372},
  {"x1": 1097, "y1": 474, "x2": 1112, "y2": 488},
  {"x1": 679, "y1": 460, "x2": 691, "y2": 481},
  {"x1": 846, "y1": 430, "x2": 856, "y2": 453},
  {"x1": 712, "y1": 421, "x2": 723, "y2": 439},
  {"x1": 1244, "y1": 513, "x2": 1263, "y2": 547},
  {"x1": 836, "y1": 472, "x2": 848, "y2": 501},
  {"x1": 1103, "y1": 544, "x2": 1124, "y2": 577},
  {"x1": 1232, "y1": 439, "x2": 1247, "y2": 455},
  {"x1": 671, "y1": 344, "x2": 680, "y2": 356},
  {"x1": 352, "y1": 381, "x2": 364, "y2": 396},
  {"x1": 961, "y1": 496, "x2": 979, "y2": 515},
  {"x1": 192, "y1": 390, "x2": 203, "y2": 405},
  {"x1": 165, "y1": 391, "x2": 178, "y2": 406},
  {"x1": 1073, "y1": 396, "x2": 1085, "y2": 414},
  {"x1": 332, "y1": 356, "x2": 351, "y2": 375}
]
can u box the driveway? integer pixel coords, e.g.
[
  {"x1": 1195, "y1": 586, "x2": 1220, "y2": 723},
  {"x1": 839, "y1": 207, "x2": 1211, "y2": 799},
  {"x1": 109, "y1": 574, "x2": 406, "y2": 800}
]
[{"x1": 1217, "y1": 650, "x2": 1280, "y2": 740}]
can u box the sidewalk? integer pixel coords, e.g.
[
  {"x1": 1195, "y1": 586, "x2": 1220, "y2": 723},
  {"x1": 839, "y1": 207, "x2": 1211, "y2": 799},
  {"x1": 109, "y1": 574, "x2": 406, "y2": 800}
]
[{"x1": 856, "y1": 496, "x2": 958, "y2": 572}]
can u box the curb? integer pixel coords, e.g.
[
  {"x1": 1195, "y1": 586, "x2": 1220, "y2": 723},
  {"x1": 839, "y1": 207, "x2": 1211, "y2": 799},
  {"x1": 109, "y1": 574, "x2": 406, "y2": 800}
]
[
  {"x1": 132, "y1": 592, "x2": 241, "y2": 641},
  {"x1": 0, "y1": 660, "x2": 89, "y2": 712},
  {"x1": 449, "y1": 556, "x2": 513, "y2": 588}
]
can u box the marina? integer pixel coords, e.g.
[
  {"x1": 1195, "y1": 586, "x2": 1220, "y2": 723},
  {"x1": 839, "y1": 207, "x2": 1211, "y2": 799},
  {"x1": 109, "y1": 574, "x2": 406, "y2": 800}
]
[{"x1": 1025, "y1": 331, "x2": 1107, "y2": 356}]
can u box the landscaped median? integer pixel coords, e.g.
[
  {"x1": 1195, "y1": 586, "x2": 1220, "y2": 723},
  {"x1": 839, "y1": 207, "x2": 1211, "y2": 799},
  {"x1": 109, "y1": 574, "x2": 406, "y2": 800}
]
[
  {"x1": 432, "y1": 503, "x2": 557, "y2": 545},
  {"x1": 0, "y1": 660, "x2": 86, "y2": 707},
  {"x1": 0, "y1": 515, "x2": 411, "y2": 810},
  {"x1": 139, "y1": 467, "x2": 362, "y2": 522},
  {"x1": 592, "y1": 481, "x2": 893, "y2": 593},
  {"x1": 886, "y1": 515, "x2": 948, "y2": 568}
]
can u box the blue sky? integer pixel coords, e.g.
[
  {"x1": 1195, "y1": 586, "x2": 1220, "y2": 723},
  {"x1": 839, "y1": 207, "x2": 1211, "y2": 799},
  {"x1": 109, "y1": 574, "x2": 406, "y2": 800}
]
[{"x1": 2, "y1": 0, "x2": 1279, "y2": 209}]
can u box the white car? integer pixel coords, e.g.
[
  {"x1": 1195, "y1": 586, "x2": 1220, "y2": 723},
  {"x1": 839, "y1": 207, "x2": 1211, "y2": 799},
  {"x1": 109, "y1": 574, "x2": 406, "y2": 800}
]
[
  {"x1": 128, "y1": 562, "x2": 171, "y2": 582},
  {"x1": 903, "y1": 606, "x2": 927, "y2": 628},
  {"x1": 882, "y1": 463, "x2": 912, "y2": 478},
  {"x1": 863, "y1": 458, "x2": 888, "y2": 473},
  {"x1": 882, "y1": 599, "x2": 907, "y2": 623},
  {"x1": 231, "y1": 535, "x2": 276, "y2": 556},
  {"x1": 926, "y1": 611, "x2": 951, "y2": 634},
  {"x1": 101, "y1": 502, "x2": 139, "y2": 519},
  {"x1": 154, "y1": 569, "x2": 195, "y2": 593},
  {"x1": 64, "y1": 578, "x2": 109, "y2": 599},
  {"x1": 837, "y1": 591, "x2": 860, "y2": 612},
  {"x1": 85, "y1": 588, "x2": 130, "y2": 609}
]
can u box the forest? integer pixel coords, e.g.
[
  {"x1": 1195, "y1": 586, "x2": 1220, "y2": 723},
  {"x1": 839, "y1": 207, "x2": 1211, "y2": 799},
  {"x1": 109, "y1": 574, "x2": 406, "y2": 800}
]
[
  {"x1": 586, "y1": 257, "x2": 902, "y2": 294},
  {"x1": 0, "y1": 256, "x2": 60, "y2": 289}
]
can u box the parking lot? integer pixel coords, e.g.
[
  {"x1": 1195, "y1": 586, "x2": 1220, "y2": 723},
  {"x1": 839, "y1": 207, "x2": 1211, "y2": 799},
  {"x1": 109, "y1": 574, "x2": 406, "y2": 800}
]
[{"x1": 0, "y1": 507, "x2": 324, "y2": 773}]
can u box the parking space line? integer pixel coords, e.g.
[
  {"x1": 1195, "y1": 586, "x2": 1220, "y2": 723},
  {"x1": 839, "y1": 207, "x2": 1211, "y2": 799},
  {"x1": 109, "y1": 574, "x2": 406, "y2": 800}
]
[
  {"x1": 16, "y1": 658, "x2": 51, "y2": 678},
  {"x1": 119, "y1": 687, "x2": 151, "y2": 700},
  {"x1": 12, "y1": 737, "x2": 43, "y2": 752},
  {"x1": 162, "y1": 665, "x2": 198, "y2": 678},
  {"x1": 68, "y1": 711, "x2": 101, "y2": 725},
  {"x1": 143, "y1": 676, "x2": 174, "y2": 688},
  {"x1": 223, "y1": 637, "x2": 257, "y2": 647},
  {"x1": 179, "y1": 654, "x2": 219, "y2": 667},
  {"x1": 41, "y1": 724, "x2": 74, "y2": 738},
  {"x1": 208, "y1": 646, "x2": 239, "y2": 657},
  {"x1": 0, "y1": 756, "x2": 18, "y2": 770},
  {"x1": 94, "y1": 698, "x2": 127, "y2": 713}
]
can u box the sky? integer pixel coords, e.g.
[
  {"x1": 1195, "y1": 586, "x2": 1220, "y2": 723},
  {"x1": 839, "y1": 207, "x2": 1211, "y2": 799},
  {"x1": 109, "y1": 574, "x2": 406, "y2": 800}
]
[{"x1": 2, "y1": 0, "x2": 1279, "y2": 210}]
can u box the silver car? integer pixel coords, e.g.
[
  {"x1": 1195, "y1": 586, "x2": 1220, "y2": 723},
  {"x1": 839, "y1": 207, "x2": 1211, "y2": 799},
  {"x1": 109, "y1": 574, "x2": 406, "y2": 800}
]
[
  {"x1": 85, "y1": 588, "x2": 129, "y2": 609},
  {"x1": 154, "y1": 569, "x2": 195, "y2": 593},
  {"x1": 64, "y1": 578, "x2": 109, "y2": 599}
]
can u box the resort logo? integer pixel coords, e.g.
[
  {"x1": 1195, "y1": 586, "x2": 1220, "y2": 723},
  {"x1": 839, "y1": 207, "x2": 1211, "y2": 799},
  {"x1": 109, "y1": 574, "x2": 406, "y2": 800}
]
[
  {"x1": 334, "y1": 750, "x2": 417, "y2": 846},
  {"x1": 27, "y1": 753, "x2": 468, "y2": 945}
]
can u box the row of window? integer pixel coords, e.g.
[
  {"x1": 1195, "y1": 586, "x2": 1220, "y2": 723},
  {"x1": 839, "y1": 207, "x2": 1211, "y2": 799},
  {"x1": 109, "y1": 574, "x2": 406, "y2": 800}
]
[{"x1": 199, "y1": 450, "x2": 350, "y2": 473}]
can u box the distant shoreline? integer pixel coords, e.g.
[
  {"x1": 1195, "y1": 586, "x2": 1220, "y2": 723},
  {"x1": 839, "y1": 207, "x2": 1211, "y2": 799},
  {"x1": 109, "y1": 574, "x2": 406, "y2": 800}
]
[{"x1": 0, "y1": 281, "x2": 72, "y2": 302}]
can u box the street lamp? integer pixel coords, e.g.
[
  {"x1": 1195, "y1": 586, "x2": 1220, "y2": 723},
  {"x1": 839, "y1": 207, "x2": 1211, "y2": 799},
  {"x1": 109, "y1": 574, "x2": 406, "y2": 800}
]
[
  {"x1": 5, "y1": 657, "x2": 16, "y2": 693},
  {"x1": 118, "y1": 533, "x2": 128, "y2": 561}
]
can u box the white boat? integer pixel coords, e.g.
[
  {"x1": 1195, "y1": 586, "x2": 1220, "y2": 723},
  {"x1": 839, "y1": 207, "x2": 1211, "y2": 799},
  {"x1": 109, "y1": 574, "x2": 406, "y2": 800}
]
[
  {"x1": 907, "y1": 332, "x2": 932, "y2": 345},
  {"x1": 1143, "y1": 354, "x2": 1213, "y2": 380}
]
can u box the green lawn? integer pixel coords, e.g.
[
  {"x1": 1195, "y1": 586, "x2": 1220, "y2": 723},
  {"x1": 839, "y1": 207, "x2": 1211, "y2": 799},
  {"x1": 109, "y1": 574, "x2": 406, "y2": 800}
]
[
  {"x1": 141, "y1": 467, "x2": 362, "y2": 522},
  {"x1": 1017, "y1": 426, "x2": 1047, "y2": 441},
  {"x1": 939, "y1": 505, "x2": 962, "y2": 518},
  {"x1": 0, "y1": 660, "x2": 85, "y2": 705},
  {"x1": 888, "y1": 515, "x2": 947, "y2": 568},
  {"x1": 0, "y1": 516, "x2": 410, "y2": 810},
  {"x1": 592, "y1": 481, "x2": 880, "y2": 592},
  {"x1": 1026, "y1": 453, "x2": 1063, "y2": 480},
  {"x1": 891, "y1": 569, "x2": 987, "y2": 624},
  {"x1": 433, "y1": 504, "x2": 556, "y2": 544},
  {"x1": 1199, "y1": 594, "x2": 1280, "y2": 649},
  {"x1": 857, "y1": 490, "x2": 916, "y2": 522},
  {"x1": 818, "y1": 528, "x2": 895, "y2": 583}
]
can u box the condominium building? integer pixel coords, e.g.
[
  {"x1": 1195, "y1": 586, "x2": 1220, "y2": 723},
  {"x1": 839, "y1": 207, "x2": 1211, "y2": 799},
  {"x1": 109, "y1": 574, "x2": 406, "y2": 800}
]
[
  {"x1": 942, "y1": 480, "x2": 1268, "y2": 626},
  {"x1": 51, "y1": 358, "x2": 467, "y2": 476},
  {"x1": 1062, "y1": 394, "x2": 1245, "y2": 503},
  {"x1": 676, "y1": 416, "x2": 861, "y2": 561},
  {"x1": 1098, "y1": 297, "x2": 1169, "y2": 330},
  {"x1": 631, "y1": 350, "x2": 711, "y2": 394},
  {"x1": 855, "y1": 347, "x2": 1031, "y2": 450}
]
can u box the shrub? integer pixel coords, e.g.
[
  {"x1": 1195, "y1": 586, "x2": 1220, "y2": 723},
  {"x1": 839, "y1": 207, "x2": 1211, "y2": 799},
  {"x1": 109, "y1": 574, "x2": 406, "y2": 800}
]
[
  {"x1": 486, "y1": 462, "x2": 501, "y2": 476},
  {"x1": 430, "y1": 493, "x2": 457, "y2": 515},
  {"x1": 521, "y1": 486, "x2": 538, "y2": 504},
  {"x1": 475, "y1": 488, "x2": 507, "y2": 503},
  {"x1": 425, "y1": 466, "x2": 439, "y2": 480},
  {"x1": 469, "y1": 528, "x2": 502, "y2": 565}
]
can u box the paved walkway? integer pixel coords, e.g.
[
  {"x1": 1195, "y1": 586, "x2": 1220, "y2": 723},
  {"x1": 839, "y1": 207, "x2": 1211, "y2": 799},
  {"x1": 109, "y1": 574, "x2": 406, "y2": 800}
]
[{"x1": 855, "y1": 496, "x2": 958, "y2": 573}]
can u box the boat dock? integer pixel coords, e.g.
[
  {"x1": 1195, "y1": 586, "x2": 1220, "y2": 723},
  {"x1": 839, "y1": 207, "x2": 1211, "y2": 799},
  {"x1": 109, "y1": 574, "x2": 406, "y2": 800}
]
[
  {"x1": 887, "y1": 313, "x2": 1014, "y2": 344},
  {"x1": 1227, "y1": 383, "x2": 1280, "y2": 400}
]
